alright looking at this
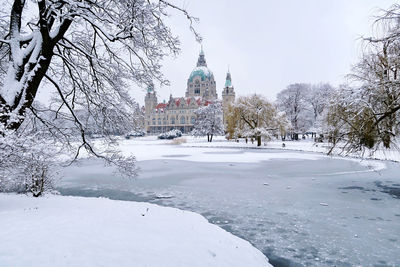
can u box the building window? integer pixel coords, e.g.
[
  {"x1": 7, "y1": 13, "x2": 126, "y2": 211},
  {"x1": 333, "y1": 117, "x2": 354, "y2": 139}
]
[
  {"x1": 152, "y1": 118, "x2": 156, "y2": 125},
  {"x1": 191, "y1": 116, "x2": 196, "y2": 124},
  {"x1": 171, "y1": 118, "x2": 175, "y2": 124},
  {"x1": 158, "y1": 118, "x2": 161, "y2": 125},
  {"x1": 195, "y1": 88, "x2": 200, "y2": 94},
  {"x1": 180, "y1": 116, "x2": 185, "y2": 124}
]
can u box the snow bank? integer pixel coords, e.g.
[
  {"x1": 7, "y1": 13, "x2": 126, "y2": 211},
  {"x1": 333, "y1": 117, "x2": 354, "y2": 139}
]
[{"x1": 0, "y1": 194, "x2": 270, "y2": 267}]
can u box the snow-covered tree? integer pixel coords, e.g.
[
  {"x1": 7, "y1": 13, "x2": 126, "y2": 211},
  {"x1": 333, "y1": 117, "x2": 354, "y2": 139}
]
[
  {"x1": 192, "y1": 101, "x2": 224, "y2": 142},
  {"x1": 306, "y1": 83, "x2": 335, "y2": 136},
  {"x1": 309, "y1": 83, "x2": 333, "y2": 122},
  {"x1": 276, "y1": 83, "x2": 313, "y2": 135},
  {"x1": 0, "y1": 0, "x2": 197, "y2": 195},
  {"x1": 227, "y1": 94, "x2": 287, "y2": 146},
  {"x1": 327, "y1": 5, "x2": 400, "y2": 153}
]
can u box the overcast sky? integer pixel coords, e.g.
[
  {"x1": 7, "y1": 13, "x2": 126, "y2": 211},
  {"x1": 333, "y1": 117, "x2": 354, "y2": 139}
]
[{"x1": 129, "y1": 0, "x2": 395, "y2": 105}]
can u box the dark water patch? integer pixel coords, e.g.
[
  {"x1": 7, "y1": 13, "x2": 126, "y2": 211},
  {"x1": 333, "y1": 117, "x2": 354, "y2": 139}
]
[
  {"x1": 338, "y1": 186, "x2": 365, "y2": 190},
  {"x1": 58, "y1": 187, "x2": 156, "y2": 202},
  {"x1": 201, "y1": 211, "x2": 213, "y2": 217},
  {"x1": 220, "y1": 224, "x2": 234, "y2": 232},
  {"x1": 58, "y1": 187, "x2": 179, "y2": 205},
  {"x1": 374, "y1": 181, "x2": 400, "y2": 199},
  {"x1": 162, "y1": 154, "x2": 190, "y2": 158},
  {"x1": 370, "y1": 198, "x2": 382, "y2": 201},
  {"x1": 374, "y1": 260, "x2": 390, "y2": 267},
  {"x1": 263, "y1": 247, "x2": 303, "y2": 267}
]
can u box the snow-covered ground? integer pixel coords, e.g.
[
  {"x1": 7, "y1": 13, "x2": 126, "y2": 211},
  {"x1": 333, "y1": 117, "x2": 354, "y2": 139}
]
[
  {"x1": 116, "y1": 135, "x2": 389, "y2": 171},
  {"x1": 117, "y1": 136, "x2": 325, "y2": 162},
  {"x1": 0, "y1": 194, "x2": 270, "y2": 267},
  {"x1": 117, "y1": 135, "x2": 400, "y2": 163},
  {"x1": 181, "y1": 135, "x2": 400, "y2": 162}
]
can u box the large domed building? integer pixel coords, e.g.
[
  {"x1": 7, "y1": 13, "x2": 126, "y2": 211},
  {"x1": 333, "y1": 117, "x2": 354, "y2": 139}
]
[
  {"x1": 144, "y1": 49, "x2": 235, "y2": 134},
  {"x1": 185, "y1": 48, "x2": 218, "y2": 100}
]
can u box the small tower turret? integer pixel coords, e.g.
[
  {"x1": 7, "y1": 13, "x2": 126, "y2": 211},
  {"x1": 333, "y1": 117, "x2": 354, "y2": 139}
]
[
  {"x1": 197, "y1": 46, "x2": 207, "y2": 67},
  {"x1": 144, "y1": 84, "x2": 157, "y2": 115},
  {"x1": 222, "y1": 70, "x2": 236, "y2": 124}
]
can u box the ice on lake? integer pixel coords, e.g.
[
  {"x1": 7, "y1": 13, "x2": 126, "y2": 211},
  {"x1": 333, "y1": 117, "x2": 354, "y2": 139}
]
[{"x1": 58, "y1": 147, "x2": 400, "y2": 267}]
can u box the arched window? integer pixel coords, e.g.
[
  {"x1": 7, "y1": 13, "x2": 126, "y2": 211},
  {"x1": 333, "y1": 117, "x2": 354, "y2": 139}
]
[
  {"x1": 191, "y1": 116, "x2": 196, "y2": 124},
  {"x1": 171, "y1": 117, "x2": 175, "y2": 124},
  {"x1": 180, "y1": 116, "x2": 185, "y2": 124},
  {"x1": 152, "y1": 118, "x2": 156, "y2": 125},
  {"x1": 195, "y1": 88, "x2": 200, "y2": 94},
  {"x1": 158, "y1": 118, "x2": 161, "y2": 125}
]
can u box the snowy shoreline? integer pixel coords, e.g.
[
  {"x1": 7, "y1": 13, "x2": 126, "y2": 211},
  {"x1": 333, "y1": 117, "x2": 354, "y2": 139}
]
[{"x1": 0, "y1": 194, "x2": 271, "y2": 267}]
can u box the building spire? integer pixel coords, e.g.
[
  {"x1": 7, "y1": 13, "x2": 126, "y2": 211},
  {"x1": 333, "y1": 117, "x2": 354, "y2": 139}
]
[
  {"x1": 147, "y1": 83, "x2": 155, "y2": 93},
  {"x1": 225, "y1": 69, "x2": 232, "y2": 88},
  {"x1": 197, "y1": 45, "x2": 207, "y2": 67}
]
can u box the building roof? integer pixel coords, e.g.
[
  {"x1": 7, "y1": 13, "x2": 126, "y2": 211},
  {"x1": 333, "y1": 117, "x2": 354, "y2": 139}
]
[
  {"x1": 156, "y1": 103, "x2": 167, "y2": 109},
  {"x1": 188, "y1": 66, "x2": 214, "y2": 82},
  {"x1": 188, "y1": 49, "x2": 214, "y2": 82},
  {"x1": 224, "y1": 71, "x2": 233, "y2": 88}
]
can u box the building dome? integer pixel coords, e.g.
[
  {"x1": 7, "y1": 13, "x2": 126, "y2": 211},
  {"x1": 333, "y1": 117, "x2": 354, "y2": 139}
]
[
  {"x1": 188, "y1": 66, "x2": 214, "y2": 82},
  {"x1": 188, "y1": 47, "x2": 214, "y2": 82}
]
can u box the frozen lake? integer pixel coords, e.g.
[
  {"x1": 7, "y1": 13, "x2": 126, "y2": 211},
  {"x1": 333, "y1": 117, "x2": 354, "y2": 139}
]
[{"x1": 58, "y1": 146, "x2": 400, "y2": 266}]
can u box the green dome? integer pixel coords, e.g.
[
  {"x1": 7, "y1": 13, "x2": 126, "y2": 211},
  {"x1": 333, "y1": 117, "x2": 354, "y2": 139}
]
[{"x1": 188, "y1": 66, "x2": 213, "y2": 82}]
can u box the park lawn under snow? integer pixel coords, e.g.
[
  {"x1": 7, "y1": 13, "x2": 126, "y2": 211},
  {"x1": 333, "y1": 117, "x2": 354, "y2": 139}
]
[
  {"x1": 113, "y1": 136, "x2": 386, "y2": 172},
  {"x1": 116, "y1": 136, "x2": 325, "y2": 162},
  {"x1": 0, "y1": 194, "x2": 270, "y2": 267},
  {"x1": 115, "y1": 135, "x2": 400, "y2": 164},
  {"x1": 181, "y1": 136, "x2": 400, "y2": 162}
]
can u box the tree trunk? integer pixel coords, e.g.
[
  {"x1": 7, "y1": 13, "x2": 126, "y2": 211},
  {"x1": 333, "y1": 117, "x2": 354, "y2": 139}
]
[
  {"x1": 1, "y1": 2, "x2": 72, "y2": 133},
  {"x1": 207, "y1": 134, "x2": 210, "y2": 142},
  {"x1": 210, "y1": 134, "x2": 213, "y2": 142},
  {"x1": 257, "y1": 136, "x2": 261, "y2": 146}
]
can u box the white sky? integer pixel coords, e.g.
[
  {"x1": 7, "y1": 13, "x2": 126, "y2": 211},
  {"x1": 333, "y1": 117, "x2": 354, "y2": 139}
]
[
  {"x1": 129, "y1": 0, "x2": 395, "y2": 106},
  {"x1": 32, "y1": 0, "x2": 395, "y2": 106}
]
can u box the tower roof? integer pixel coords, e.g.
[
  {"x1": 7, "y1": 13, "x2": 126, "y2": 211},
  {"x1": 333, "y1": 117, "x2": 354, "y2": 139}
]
[
  {"x1": 224, "y1": 71, "x2": 233, "y2": 88},
  {"x1": 147, "y1": 83, "x2": 155, "y2": 93},
  {"x1": 197, "y1": 47, "x2": 207, "y2": 67}
]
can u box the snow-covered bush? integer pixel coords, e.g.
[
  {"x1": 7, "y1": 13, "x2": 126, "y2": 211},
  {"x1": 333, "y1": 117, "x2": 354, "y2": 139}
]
[
  {"x1": 0, "y1": 127, "x2": 57, "y2": 197},
  {"x1": 158, "y1": 129, "x2": 182, "y2": 140}
]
